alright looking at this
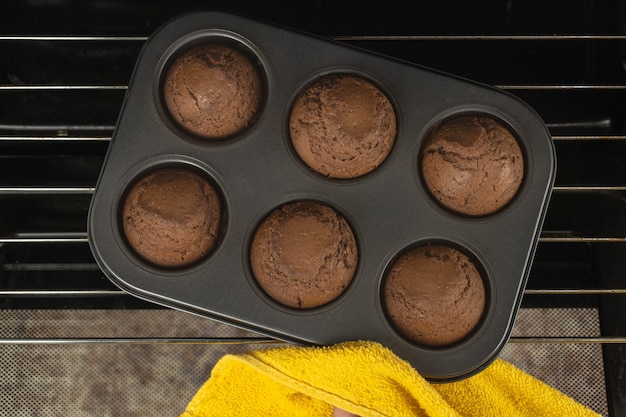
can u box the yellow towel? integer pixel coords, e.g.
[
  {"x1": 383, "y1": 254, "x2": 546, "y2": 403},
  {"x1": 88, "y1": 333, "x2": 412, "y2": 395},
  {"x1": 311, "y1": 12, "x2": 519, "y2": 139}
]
[{"x1": 180, "y1": 340, "x2": 601, "y2": 417}]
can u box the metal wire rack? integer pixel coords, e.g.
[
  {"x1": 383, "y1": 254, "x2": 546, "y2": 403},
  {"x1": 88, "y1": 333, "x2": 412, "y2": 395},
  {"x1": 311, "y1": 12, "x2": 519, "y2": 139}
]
[{"x1": 1, "y1": 2, "x2": 625, "y2": 416}]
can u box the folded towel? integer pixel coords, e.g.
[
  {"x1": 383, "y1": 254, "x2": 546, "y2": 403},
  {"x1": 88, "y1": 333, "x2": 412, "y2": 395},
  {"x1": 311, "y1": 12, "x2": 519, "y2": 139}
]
[{"x1": 180, "y1": 340, "x2": 601, "y2": 417}]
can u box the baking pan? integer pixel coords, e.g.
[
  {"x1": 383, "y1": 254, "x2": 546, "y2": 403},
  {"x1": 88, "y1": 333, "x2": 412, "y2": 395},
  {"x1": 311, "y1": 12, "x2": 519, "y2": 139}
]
[{"x1": 88, "y1": 10, "x2": 556, "y2": 381}]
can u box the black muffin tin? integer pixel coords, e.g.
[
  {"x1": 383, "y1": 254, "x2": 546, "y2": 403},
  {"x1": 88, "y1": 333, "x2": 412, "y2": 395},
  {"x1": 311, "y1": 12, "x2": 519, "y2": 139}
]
[{"x1": 88, "y1": 10, "x2": 556, "y2": 381}]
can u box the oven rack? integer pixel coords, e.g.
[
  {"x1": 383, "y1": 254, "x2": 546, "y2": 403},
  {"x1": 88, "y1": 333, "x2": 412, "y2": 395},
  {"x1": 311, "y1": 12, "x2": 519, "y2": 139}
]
[{"x1": 2, "y1": 27, "x2": 624, "y2": 416}]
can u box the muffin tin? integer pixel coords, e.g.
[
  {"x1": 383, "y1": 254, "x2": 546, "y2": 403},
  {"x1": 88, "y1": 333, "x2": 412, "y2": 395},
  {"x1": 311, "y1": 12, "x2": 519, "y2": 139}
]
[{"x1": 88, "y1": 10, "x2": 556, "y2": 381}]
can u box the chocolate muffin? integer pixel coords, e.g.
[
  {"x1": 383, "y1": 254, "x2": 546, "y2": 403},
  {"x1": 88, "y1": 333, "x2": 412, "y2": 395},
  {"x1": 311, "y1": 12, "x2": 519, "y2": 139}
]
[
  {"x1": 163, "y1": 43, "x2": 263, "y2": 140},
  {"x1": 421, "y1": 115, "x2": 524, "y2": 216},
  {"x1": 383, "y1": 244, "x2": 486, "y2": 346},
  {"x1": 250, "y1": 201, "x2": 358, "y2": 309},
  {"x1": 122, "y1": 167, "x2": 222, "y2": 268},
  {"x1": 289, "y1": 74, "x2": 396, "y2": 179}
]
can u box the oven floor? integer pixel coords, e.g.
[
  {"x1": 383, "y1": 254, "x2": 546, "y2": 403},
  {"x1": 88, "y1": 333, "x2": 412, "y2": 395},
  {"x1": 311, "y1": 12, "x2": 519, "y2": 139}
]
[{"x1": 0, "y1": 308, "x2": 607, "y2": 416}]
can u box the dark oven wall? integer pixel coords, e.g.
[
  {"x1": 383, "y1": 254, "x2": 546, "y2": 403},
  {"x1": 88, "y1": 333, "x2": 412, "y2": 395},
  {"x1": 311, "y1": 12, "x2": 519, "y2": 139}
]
[{"x1": 1, "y1": 1, "x2": 625, "y2": 416}]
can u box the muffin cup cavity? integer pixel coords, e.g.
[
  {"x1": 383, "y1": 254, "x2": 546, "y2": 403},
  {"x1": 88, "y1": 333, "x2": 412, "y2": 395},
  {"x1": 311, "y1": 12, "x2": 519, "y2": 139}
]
[
  {"x1": 419, "y1": 112, "x2": 526, "y2": 217},
  {"x1": 157, "y1": 33, "x2": 267, "y2": 143},
  {"x1": 118, "y1": 163, "x2": 226, "y2": 270},
  {"x1": 249, "y1": 200, "x2": 359, "y2": 310},
  {"x1": 288, "y1": 72, "x2": 397, "y2": 179},
  {"x1": 382, "y1": 241, "x2": 489, "y2": 349}
]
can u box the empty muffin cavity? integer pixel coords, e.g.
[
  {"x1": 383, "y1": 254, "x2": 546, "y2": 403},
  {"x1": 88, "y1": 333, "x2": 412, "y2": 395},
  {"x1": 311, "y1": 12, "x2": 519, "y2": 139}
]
[
  {"x1": 250, "y1": 200, "x2": 358, "y2": 309},
  {"x1": 161, "y1": 41, "x2": 264, "y2": 140},
  {"x1": 383, "y1": 243, "x2": 486, "y2": 347},
  {"x1": 289, "y1": 73, "x2": 397, "y2": 179},
  {"x1": 420, "y1": 114, "x2": 525, "y2": 216},
  {"x1": 121, "y1": 166, "x2": 224, "y2": 269}
]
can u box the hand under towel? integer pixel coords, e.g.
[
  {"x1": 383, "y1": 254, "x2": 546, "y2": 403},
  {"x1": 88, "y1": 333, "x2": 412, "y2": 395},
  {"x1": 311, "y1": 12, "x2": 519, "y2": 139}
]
[{"x1": 180, "y1": 340, "x2": 602, "y2": 417}]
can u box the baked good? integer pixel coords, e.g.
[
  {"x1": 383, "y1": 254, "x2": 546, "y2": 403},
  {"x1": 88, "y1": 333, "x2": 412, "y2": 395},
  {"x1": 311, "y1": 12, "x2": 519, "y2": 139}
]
[
  {"x1": 289, "y1": 74, "x2": 396, "y2": 179},
  {"x1": 163, "y1": 43, "x2": 263, "y2": 139},
  {"x1": 250, "y1": 200, "x2": 358, "y2": 309},
  {"x1": 383, "y1": 244, "x2": 485, "y2": 346},
  {"x1": 122, "y1": 167, "x2": 222, "y2": 268},
  {"x1": 420, "y1": 115, "x2": 524, "y2": 216}
]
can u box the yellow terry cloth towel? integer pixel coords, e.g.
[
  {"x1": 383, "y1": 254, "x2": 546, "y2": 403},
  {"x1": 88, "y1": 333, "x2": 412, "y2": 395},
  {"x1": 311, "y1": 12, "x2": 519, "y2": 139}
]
[{"x1": 180, "y1": 340, "x2": 601, "y2": 417}]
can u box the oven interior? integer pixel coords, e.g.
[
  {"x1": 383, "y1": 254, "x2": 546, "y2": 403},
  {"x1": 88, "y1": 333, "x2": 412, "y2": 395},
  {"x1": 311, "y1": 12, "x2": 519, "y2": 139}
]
[{"x1": 1, "y1": 1, "x2": 625, "y2": 416}]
